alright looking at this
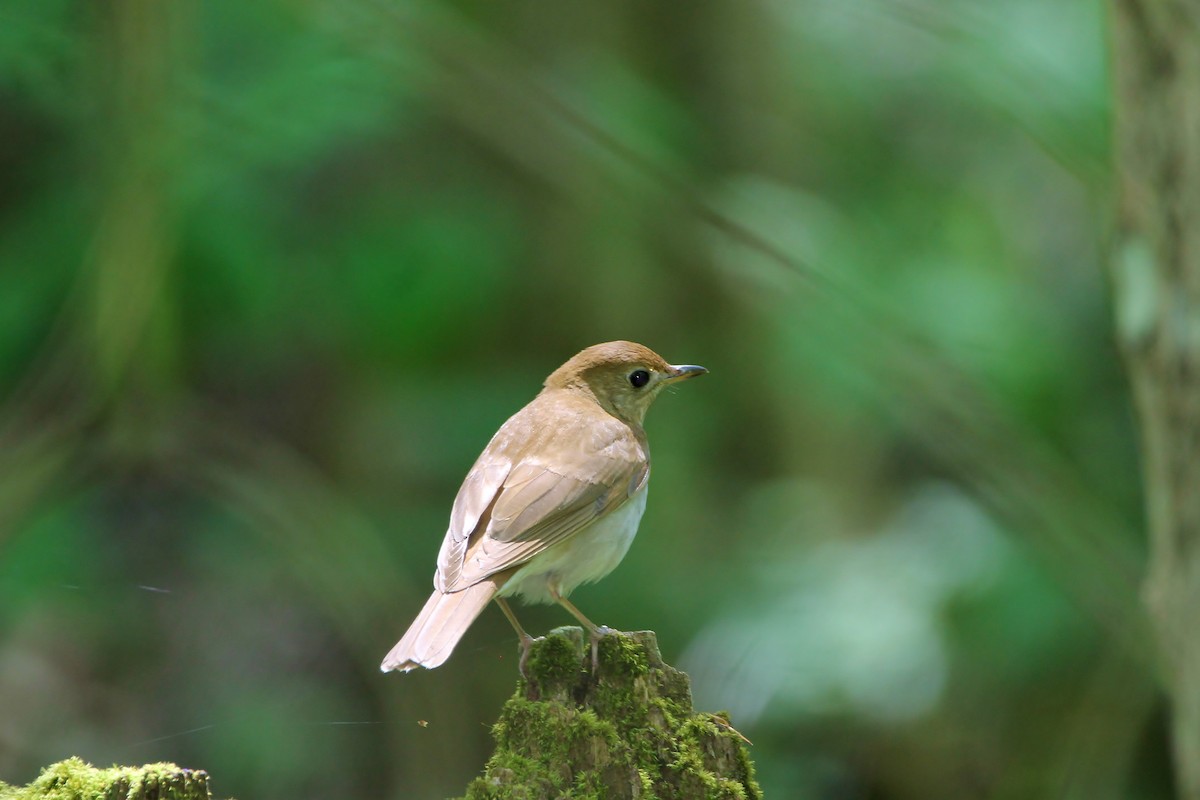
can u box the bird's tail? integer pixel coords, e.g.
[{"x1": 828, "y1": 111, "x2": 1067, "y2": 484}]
[{"x1": 380, "y1": 577, "x2": 505, "y2": 672}]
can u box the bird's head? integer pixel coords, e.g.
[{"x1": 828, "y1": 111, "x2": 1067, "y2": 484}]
[{"x1": 543, "y1": 341, "x2": 707, "y2": 426}]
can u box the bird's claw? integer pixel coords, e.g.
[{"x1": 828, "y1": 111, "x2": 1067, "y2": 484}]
[
  {"x1": 517, "y1": 634, "x2": 544, "y2": 679},
  {"x1": 588, "y1": 625, "x2": 617, "y2": 675}
]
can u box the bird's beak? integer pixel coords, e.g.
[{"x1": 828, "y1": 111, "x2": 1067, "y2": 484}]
[{"x1": 663, "y1": 364, "x2": 708, "y2": 383}]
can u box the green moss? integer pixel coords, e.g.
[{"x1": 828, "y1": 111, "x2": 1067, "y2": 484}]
[
  {"x1": 635, "y1": 768, "x2": 655, "y2": 798},
  {"x1": 456, "y1": 628, "x2": 762, "y2": 800},
  {"x1": 0, "y1": 758, "x2": 213, "y2": 800},
  {"x1": 523, "y1": 627, "x2": 586, "y2": 699},
  {"x1": 595, "y1": 632, "x2": 650, "y2": 679}
]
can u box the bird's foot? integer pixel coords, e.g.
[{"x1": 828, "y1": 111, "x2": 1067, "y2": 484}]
[
  {"x1": 587, "y1": 625, "x2": 618, "y2": 674},
  {"x1": 517, "y1": 633, "x2": 543, "y2": 679}
]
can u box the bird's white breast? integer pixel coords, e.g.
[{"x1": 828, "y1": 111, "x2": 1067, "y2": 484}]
[{"x1": 501, "y1": 487, "x2": 648, "y2": 605}]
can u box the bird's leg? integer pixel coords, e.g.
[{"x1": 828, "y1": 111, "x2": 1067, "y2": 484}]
[
  {"x1": 495, "y1": 597, "x2": 537, "y2": 677},
  {"x1": 549, "y1": 588, "x2": 615, "y2": 674}
]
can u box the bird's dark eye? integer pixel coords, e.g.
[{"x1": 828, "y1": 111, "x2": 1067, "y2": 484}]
[{"x1": 629, "y1": 369, "x2": 650, "y2": 388}]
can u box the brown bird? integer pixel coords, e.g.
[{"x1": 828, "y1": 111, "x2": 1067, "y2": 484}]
[{"x1": 381, "y1": 341, "x2": 706, "y2": 673}]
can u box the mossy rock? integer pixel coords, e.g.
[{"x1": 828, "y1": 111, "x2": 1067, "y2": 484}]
[
  {"x1": 0, "y1": 758, "x2": 212, "y2": 800},
  {"x1": 458, "y1": 627, "x2": 761, "y2": 800}
]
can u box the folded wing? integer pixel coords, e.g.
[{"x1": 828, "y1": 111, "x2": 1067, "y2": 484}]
[{"x1": 436, "y1": 400, "x2": 648, "y2": 593}]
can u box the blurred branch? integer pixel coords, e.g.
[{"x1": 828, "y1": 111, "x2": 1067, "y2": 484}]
[
  {"x1": 0, "y1": 0, "x2": 184, "y2": 542},
  {"x1": 867, "y1": 0, "x2": 1110, "y2": 188},
  {"x1": 1112, "y1": 1, "x2": 1200, "y2": 796},
  {"x1": 1056, "y1": 646, "x2": 1156, "y2": 800},
  {"x1": 173, "y1": 405, "x2": 407, "y2": 644},
  {"x1": 85, "y1": 0, "x2": 183, "y2": 401}
]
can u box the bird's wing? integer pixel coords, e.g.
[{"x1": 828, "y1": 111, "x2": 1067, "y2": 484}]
[
  {"x1": 436, "y1": 403, "x2": 647, "y2": 592},
  {"x1": 435, "y1": 459, "x2": 511, "y2": 591}
]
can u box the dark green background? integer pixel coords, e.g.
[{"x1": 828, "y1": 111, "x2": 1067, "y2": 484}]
[{"x1": 0, "y1": 1, "x2": 1163, "y2": 798}]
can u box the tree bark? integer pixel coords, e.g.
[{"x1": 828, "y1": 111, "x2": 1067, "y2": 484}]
[{"x1": 1111, "y1": 2, "x2": 1200, "y2": 796}]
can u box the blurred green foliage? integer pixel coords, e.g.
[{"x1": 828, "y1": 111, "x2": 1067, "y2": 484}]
[{"x1": 0, "y1": 1, "x2": 1165, "y2": 798}]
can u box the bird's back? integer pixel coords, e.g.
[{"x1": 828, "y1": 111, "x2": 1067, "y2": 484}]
[{"x1": 436, "y1": 389, "x2": 649, "y2": 594}]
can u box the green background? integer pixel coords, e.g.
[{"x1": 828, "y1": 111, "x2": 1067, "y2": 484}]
[{"x1": 0, "y1": 1, "x2": 1163, "y2": 798}]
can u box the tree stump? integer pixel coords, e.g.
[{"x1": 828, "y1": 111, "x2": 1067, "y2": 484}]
[{"x1": 458, "y1": 627, "x2": 761, "y2": 800}]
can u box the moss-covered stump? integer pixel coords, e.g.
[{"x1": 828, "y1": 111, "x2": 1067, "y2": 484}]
[
  {"x1": 459, "y1": 627, "x2": 761, "y2": 800},
  {"x1": 0, "y1": 758, "x2": 212, "y2": 800}
]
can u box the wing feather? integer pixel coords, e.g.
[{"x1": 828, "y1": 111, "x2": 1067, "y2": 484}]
[
  {"x1": 436, "y1": 460, "x2": 510, "y2": 591},
  {"x1": 434, "y1": 394, "x2": 648, "y2": 593}
]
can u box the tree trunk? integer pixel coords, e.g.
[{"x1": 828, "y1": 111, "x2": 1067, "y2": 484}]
[{"x1": 1111, "y1": 2, "x2": 1200, "y2": 796}]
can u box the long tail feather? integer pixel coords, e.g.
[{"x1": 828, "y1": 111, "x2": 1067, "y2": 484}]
[{"x1": 380, "y1": 578, "x2": 504, "y2": 672}]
